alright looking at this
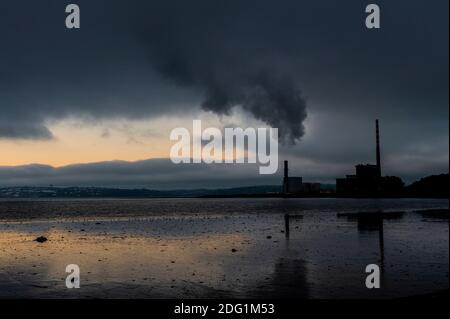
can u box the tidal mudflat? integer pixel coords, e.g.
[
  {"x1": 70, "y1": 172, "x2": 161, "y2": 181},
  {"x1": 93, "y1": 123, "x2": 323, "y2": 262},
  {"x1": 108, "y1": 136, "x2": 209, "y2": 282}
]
[{"x1": 0, "y1": 198, "x2": 448, "y2": 298}]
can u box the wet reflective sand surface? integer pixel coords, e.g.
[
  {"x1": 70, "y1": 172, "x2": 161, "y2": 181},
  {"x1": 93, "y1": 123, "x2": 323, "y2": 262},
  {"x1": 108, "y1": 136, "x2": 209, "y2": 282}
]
[{"x1": 0, "y1": 198, "x2": 448, "y2": 298}]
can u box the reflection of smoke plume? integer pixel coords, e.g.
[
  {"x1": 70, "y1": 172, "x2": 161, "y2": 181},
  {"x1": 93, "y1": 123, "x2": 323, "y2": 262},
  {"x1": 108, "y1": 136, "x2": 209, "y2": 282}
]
[{"x1": 202, "y1": 73, "x2": 307, "y2": 144}]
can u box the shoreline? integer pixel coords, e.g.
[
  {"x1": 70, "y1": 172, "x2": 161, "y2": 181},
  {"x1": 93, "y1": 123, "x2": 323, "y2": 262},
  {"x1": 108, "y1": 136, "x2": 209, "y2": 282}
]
[{"x1": 0, "y1": 195, "x2": 448, "y2": 200}]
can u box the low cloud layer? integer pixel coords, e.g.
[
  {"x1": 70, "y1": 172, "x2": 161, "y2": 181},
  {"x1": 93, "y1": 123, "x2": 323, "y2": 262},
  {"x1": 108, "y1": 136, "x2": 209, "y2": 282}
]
[
  {"x1": 1, "y1": 148, "x2": 447, "y2": 189},
  {"x1": 0, "y1": 159, "x2": 280, "y2": 189}
]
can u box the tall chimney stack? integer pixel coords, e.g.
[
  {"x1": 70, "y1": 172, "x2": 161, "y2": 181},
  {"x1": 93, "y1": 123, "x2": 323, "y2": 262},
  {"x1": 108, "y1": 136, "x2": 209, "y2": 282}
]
[{"x1": 376, "y1": 119, "x2": 381, "y2": 177}]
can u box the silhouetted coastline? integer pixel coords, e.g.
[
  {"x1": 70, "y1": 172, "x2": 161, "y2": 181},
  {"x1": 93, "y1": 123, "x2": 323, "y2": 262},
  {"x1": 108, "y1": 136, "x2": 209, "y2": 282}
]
[{"x1": 0, "y1": 173, "x2": 447, "y2": 199}]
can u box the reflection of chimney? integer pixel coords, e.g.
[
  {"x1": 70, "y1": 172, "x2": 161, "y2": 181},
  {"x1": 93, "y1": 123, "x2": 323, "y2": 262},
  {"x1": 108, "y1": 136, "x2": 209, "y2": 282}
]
[
  {"x1": 376, "y1": 120, "x2": 381, "y2": 177},
  {"x1": 284, "y1": 160, "x2": 288, "y2": 180},
  {"x1": 283, "y1": 160, "x2": 289, "y2": 193}
]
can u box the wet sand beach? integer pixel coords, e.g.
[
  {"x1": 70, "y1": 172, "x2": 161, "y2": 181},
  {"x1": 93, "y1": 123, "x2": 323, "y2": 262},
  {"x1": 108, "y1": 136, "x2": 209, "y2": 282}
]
[{"x1": 0, "y1": 198, "x2": 448, "y2": 298}]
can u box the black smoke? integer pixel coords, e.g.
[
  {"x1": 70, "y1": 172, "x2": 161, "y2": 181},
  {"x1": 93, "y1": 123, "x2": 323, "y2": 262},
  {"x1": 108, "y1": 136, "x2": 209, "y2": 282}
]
[
  {"x1": 137, "y1": 0, "x2": 312, "y2": 143},
  {"x1": 202, "y1": 74, "x2": 307, "y2": 144}
]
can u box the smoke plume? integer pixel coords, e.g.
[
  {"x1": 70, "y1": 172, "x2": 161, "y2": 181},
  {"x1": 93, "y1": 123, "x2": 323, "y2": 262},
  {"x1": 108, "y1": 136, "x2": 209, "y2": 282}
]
[{"x1": 201, "y1": 73, "x2": 307, "y2": 144}]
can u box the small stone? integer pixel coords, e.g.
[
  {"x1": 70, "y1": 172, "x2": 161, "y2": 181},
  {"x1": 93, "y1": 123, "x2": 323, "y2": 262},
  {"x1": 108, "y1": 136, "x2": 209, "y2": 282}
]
[{"x1": 35, "y1": 236, "x2": 47, "y2": 243}]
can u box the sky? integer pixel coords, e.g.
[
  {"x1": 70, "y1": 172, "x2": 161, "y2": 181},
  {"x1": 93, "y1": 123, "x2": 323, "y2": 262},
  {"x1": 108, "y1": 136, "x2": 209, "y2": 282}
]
[{"x1": 0, "y1": 0, "x2": 448, "y2": 188}]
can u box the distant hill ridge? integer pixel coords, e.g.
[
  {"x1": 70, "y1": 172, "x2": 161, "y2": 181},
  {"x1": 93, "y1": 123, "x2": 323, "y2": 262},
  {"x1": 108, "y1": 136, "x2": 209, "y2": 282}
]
[
  {"x1": 0, "y1": 185, "x2": 282, "y2": 198},
  {"x1": 404, "y1": 174, "x2": 449, "y2": 198},
  {"x1": 0, "y1": 174, "x2": 447, "y2": 198}
]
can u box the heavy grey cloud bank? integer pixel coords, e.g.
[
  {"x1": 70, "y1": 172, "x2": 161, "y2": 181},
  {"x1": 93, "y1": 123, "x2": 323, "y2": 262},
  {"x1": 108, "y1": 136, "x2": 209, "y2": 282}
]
[
  {"x1": 0, "y1": 0, "x2": 448, "y2": 185},
  {"x1": 0, "y1": 0, "x2": 447, "y2": 142}
]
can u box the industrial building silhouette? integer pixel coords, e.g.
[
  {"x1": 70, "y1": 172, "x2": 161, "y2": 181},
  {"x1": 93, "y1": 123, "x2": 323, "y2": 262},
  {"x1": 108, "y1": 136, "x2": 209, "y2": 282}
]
[
  {"x1": 336, "y1": 120, "x2": 403, "y2": 196},
  {"x1": 336, "y1": 120, "x2": 382, "y2": 195},
  {"x1": 282, "y1": 160, "x2": 321, "y2": 195},
  {"x1": 282, "y1": 120, "x2": 404, "y2": 197}
]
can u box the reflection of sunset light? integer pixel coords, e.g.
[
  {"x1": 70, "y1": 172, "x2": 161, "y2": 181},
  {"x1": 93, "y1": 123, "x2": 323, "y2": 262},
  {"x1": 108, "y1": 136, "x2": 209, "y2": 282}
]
[{"x1": 0, "y1": 228, "x2": 247, "y2": 287}]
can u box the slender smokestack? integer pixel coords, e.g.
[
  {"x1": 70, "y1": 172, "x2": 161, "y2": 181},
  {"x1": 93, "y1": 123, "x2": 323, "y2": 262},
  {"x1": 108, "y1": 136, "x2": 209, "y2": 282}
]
[{"x1": 376, "y1": 119, "x2": 381, "y2": 177}]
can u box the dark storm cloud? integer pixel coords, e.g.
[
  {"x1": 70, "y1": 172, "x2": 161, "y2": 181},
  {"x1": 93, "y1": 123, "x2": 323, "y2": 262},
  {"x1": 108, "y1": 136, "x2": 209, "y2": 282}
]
[
  {"x1": 0, "y1": 0, "x2": 448, "y2": 183},
  {"x1": 1, "y1": 0, "x2": 446, "y2": 143},
  {"x1": 0, "y1": 118, "x2": 53, "y2": 139},
  {"x1": 137, "y1": 0, "x2": 448, "y2": 134},
  {"x1": 0, "y1": 0, "x2": 201, "y2": 139}
]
